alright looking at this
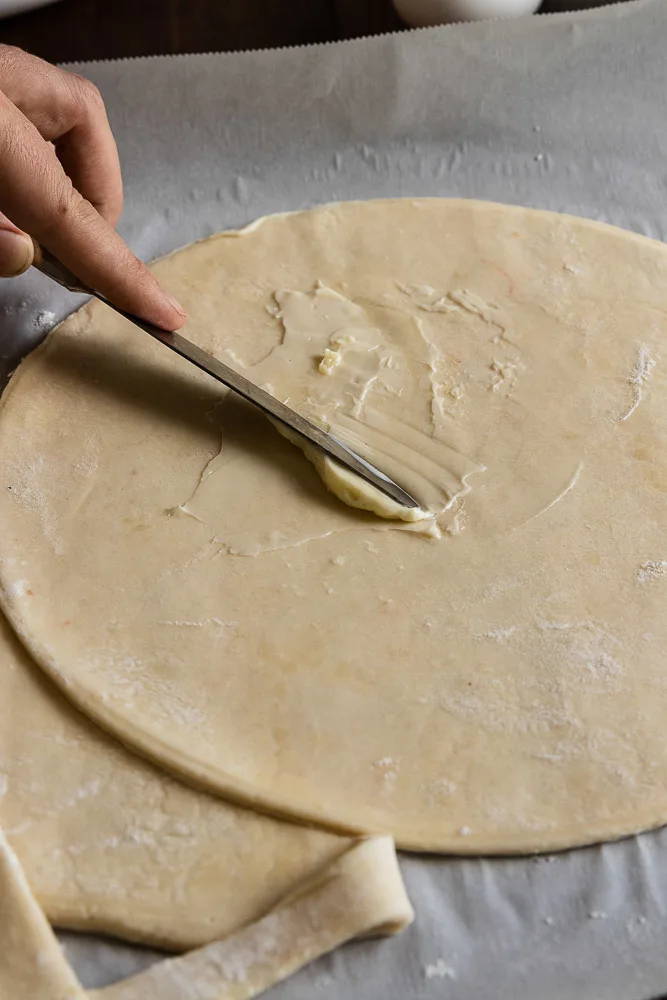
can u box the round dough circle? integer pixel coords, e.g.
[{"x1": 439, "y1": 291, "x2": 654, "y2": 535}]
[
  {"x1": 0, "y1": 613, "x2": 346, "y2": 950},
  {"x1": 1, "y1": 199, "x2": 666, "y2": 853}
]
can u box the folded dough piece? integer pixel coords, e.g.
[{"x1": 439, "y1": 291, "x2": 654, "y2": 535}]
[
  {"x1": 91, "y1": 836, "x2": 414, "y2": 1000},
  {"x1": 0, "y1": 818, "x2": 412, "y2": 1000},
  {"x1": 0, "y1": 826, "x2": 86, "y2": 1000},
  {"x1": 0, "y1": 612, "x2": 348, "y2": 950},
  {"x1": 0, "y1": 616, "x2": 413, "y2": 996}
]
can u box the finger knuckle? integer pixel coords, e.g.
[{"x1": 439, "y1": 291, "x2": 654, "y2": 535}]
[
  {"x1": 0, "y1": 99, "x2": 38, "y2": 160},
  {"x1": 68, "y1": 74, "x2": 106, "y2": 117},
  {"x1": 0, "y1": 44, "x2": 23, "y2": 74}
]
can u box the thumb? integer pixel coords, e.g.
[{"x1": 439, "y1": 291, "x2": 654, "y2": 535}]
[{"x1": 0, "y1": 211, "x2": 34, "y2": 277}]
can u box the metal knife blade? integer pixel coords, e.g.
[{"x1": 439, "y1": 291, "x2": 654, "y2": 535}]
[{"x1": 32, "y1": 246, "x2": 420, "y2": 510}]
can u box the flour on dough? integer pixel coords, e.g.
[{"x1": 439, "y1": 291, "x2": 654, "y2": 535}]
[
  {"x1": 0, "y1": 808, "x2": 412, "y2": 1000},
  {"x1": 0, "y1": 612, "x2": 347, "y2": 949},
  {"x1": 0, "y1": 825, "x2": 86, "y2": 999},
  {"x1": 1, "y1": 199, "x2": 666, "y2": 853}
]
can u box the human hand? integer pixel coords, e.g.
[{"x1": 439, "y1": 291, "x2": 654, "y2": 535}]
[{"x1": 0, "y1": 45, "x2": 186, "y2": 330}]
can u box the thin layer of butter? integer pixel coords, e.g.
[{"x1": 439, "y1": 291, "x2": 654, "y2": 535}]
[
  {"x1": 308, "y1": 452, "x2": 432, "y2": 524},
  {"x1": 3, "y1": 198, "x2": 667, "y2": 859},
  {"x1": 271, "y1": 420, "x2": 432, "y2": 524},
  {"x1": 175, "y1": 275, "x2": 592, "y2": 555},
  {"x1": 177, "y1": 282, "x2": 485, "y2": 553}
]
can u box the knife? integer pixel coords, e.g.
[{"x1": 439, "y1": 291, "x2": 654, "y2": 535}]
[{"x1": 31, "y1": 245, "x2": 420, "y2": 511}]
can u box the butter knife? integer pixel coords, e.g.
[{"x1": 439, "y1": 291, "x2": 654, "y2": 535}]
[{"x1": 31, "y1": 245, "x2": 420, "y2": 510}]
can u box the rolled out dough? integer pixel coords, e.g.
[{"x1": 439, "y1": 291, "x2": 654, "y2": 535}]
[
  {"x1": 0, "y1": 826, "x2": 85, "y2": 1000},
  {"x1": 1, "y1": 198, "x2": 666, "y2": 852},
  {"x1": 0, "y1": 801, "x2": 412, "y2": 1000},
  {"x1": 90, "y1": 836, "x2": 413, "y2": 1000},
  {"x1": 0, "y1": 613, "x2": 348, "y2": 950},
  {"x1": 0, "y1": 615, "x2": 412, "y2": 995}
]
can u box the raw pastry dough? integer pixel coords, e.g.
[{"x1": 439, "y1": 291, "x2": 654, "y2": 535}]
[
  {"x1": 91, "y1": 836, "x2": 413, "y2": 1000},
  {"x1": 0, "y1": 810, "x2": 412, "y2": 1000},
  {"x1": 0, "y1": 826, "x2": 85, "y2": 999},
  {"x1": 0, "y1": 613, "x2": 347, "y2": 949},
  {"x1": 0, "y1": 617, "x2": 412, "y2": 995},
  {"x1": 1, "y1": 199, "x2": 667, "y2": 852}
]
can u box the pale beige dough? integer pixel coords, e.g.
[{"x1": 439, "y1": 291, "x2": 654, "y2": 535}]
[
  {"x1": 0, "y1": 802, "x2": 412, "y2": 1000},
  {"x1": 0, "y1": 613, "x2": 348, "y2": 950},
  {"x1": 0, "y1": 615, "x2": 412, "y2": 994},
  {"x1": 0, "y1": 825, "x2": 86, "y2": 999},
  {"x1": 1, "y1": 198, "x2": 667, "y2": 852},
  {"x1": 91, "y1": 836, "x2": 413, "y2": 1000}
]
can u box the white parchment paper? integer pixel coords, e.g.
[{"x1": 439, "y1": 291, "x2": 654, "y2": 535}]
[{"x1": 3, "y1": 2, "x2": 667, "y2": 996}]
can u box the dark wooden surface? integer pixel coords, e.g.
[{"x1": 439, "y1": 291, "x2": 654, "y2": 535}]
[
  {"x1": 0, "y1": 0, "x2": 400, "y2": 63},
  {"x1": 332, "y1": 0, "x2": 403, "y2": 37},
  {"x1": 0, "y1": 0, "x2": 611, "y2": 64}
]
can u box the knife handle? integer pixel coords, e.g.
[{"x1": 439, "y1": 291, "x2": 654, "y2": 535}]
[{"x1": 31, "y1": 241, "x2": 94, "y2": 296}]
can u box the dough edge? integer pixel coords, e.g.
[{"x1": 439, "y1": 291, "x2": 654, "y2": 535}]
[
  {"x1": 0, "y1": 822, "x2": 412, "y2": 1000},
  {"x1": 2, "y1": 198, "x2": 667, "y2": 855}
]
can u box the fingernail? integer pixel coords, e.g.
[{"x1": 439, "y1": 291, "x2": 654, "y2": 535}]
[
  {"x1": 164, "y1": 291, "x2": 187, "y2": 318},
  {"x1": 0, "y1": 226, "x2": 34, "y2": 277}
]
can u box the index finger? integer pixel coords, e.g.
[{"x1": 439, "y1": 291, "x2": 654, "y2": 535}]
[{"x1": 0, "y1": 93, "x2": 186, "y2": 331}]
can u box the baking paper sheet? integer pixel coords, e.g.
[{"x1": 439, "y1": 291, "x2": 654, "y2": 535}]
[{"x1": 3, "y1": 2, "x2": 667, "y2": 996}]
